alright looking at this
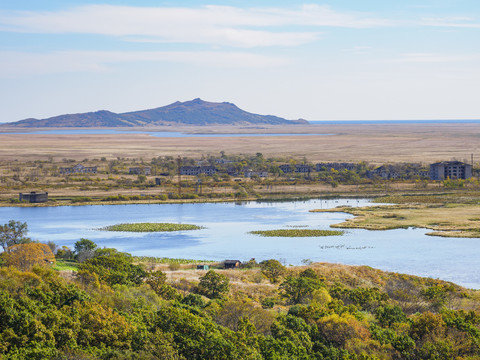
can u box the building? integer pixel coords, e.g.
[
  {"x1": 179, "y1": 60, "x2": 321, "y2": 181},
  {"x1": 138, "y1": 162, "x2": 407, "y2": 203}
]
[
  {"x1": 223, "y1": 260, "x2": 241, "y2": 269},
  {"x1": 196, "y1": 264, "x2": 210, "y2": 270},
  {"x1": 214, "y1": 158, "x2": 233, "y2": 164},
  {"x1": 367, "y1": 165, "x2": 401, "y2": 180},
  {"x1": 295, "y1": 164, "x2": 313, "y2": 173},
  {"x1": 59, "y1": 163, "x2": 97, "y2": 175},
  {"x1": 244, "y1": 170, "x2": 268, "y2": 178},
  {"x1": 19, "y1": 191, "x2": 48, "y2": 203},
  {"x1": 180, "y1": 166, "x2": 217, "y2": 176},
  {"x1": 279, "y1": 164, "x2": 312, "y2": 174},
  {"x1": 129, "y1": 167, "x2": 151, "y2": 175},
  {"x1": 279, "y1": 164, "x2": 293, "y2": 173},
  {"x1": 430, "y1": 161, "x2": 472, "y2": 180},
  {"x1": 316, "y1": 162, "x2": 356, "y2": 172}
]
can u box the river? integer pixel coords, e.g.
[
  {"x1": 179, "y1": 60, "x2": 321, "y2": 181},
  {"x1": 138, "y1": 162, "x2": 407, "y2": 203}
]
[{"x1": 1, "y1": 198, "x2": 478, "y2": 289}]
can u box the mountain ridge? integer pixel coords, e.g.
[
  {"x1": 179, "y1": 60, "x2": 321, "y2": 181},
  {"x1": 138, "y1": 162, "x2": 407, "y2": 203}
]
[{"x1": 3, "y1": 99, "x2": 308, "y2": 127}]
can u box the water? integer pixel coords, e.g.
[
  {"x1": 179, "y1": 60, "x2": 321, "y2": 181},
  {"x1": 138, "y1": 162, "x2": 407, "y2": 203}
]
[
  {"x1": 1, "y1": 198, "x2": 478, "y2": 289},
  {"x1": 0, "y1": 129, "x2": 331, "y2": 137}
]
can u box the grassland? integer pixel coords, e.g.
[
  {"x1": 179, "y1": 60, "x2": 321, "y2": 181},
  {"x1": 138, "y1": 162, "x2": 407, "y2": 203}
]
[
  {"x1": 249, "y1": 229, "x2": 344, "y2": 237},
  {"x1": 98, "y1": 222, "x2": 204, "y2": 232},
  {"x1": 1, "y1": 122, "x2": 480, "y2": 163},
  {"x1": 311, "y1": 192, "x2": 480, "y2": 238},
  {"x1": 52, "y1": 260, "x2": 79, "y2": 271}
]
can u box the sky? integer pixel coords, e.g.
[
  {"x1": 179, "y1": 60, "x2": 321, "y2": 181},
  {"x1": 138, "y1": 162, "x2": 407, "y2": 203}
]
[{"x1": 0, "y1": 0, "x2": 479, "y2": 122}]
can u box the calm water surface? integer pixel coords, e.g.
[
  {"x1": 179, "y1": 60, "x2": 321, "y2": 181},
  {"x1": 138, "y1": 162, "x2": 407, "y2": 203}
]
[
  {"x1": 0, "y1": 129, "x2": 331, "y2": 137},
  {"x1": 1, "y1": 199, "x2": 478, "y2": 289}
]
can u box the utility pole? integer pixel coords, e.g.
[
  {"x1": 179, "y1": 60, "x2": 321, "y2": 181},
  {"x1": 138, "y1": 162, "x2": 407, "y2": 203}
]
[{"x1": 177, "y1": 156, "x2": 182, "y2": 197}]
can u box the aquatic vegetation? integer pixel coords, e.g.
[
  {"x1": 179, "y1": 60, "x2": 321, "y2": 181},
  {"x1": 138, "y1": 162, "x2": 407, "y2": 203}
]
[
  {"x1": 98, "y1": 222, "x2": 204, "y2": 232},
  {"x1": 250, "y1": 229, "x2": 343, "y2": 237}
]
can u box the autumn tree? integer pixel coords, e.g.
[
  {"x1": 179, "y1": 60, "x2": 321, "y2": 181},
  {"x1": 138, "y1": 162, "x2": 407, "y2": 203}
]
[
  {"x1": 260, "y1": 259, "x2": 286, "y2": 283},
  {"x1": 0, "y1": 220, "x2": 31, "y2": 251},
  {"x1": 197, "y1": 270, "x2": 230, "y2": 299},
  {"x1": 1, "y1": 243, "x2": 55, "y2": 271},
  {"x1": 280, "y1": 268, "x2": 324, "y2": 304}
]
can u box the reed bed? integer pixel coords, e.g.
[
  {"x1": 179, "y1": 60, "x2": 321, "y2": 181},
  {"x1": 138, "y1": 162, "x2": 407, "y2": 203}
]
[
  {"x1": 98, "y1": 222, "x2": 204, "y2": 232},
  {"x1": 249, "y1": 229, "x2": 344, "y2": 237}
]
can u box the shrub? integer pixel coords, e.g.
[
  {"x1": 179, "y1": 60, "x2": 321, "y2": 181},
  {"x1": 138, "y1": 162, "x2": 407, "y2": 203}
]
[{"x1": 197, "y1": 270, "x2": 230, "y2": 299}]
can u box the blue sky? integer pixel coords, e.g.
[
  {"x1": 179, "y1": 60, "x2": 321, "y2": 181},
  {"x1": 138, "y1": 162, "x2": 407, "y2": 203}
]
[{"x1": 0, "y1": 1, "x2": 479, "y2": 122}]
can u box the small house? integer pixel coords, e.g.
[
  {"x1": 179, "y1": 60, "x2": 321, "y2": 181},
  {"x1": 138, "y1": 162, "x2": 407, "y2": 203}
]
[
  {"x1": 19, "y1": 191, "x2": 48, "y2": 203},
  {"x1": 59, "y1": 163, "x2": 97, "y2": 174},
  {"x1": 129, "y1": 167, "x2": 151, "y2": 175},
  {"x1": 224, "y1": 260, "x2": 241, "y2": 269}
]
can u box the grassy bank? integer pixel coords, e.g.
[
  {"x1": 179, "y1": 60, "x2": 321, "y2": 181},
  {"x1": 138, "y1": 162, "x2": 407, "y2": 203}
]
[
  {"x1": 311, "y1": 192, "x2": 480, "y2": 238},
  {"x1": 98, "y1": 222, "x2": 204, "y2": 232}
]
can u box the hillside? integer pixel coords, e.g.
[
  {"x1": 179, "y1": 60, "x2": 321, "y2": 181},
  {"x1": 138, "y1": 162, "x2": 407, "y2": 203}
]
[{"x1": 3, "y1": 98, "x2": 308, "y2": 127}]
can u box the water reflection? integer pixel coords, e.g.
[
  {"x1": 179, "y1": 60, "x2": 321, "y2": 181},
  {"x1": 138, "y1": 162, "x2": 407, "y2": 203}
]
[{"x1": 1, "y1": 198, "x2": 478, "y2": 288}]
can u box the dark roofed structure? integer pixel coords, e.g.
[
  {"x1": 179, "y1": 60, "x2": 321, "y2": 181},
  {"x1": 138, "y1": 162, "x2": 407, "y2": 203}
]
[
  {"x1": 223, "y1": 260, "x2": 241, "y2": 269},
  {"x1": 19, "y1": 191, "x2": 48, "y2": 203}
]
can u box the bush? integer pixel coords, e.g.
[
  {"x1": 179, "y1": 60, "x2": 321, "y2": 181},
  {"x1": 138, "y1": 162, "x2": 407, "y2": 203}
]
[
  {"x1": 197, "y1": 270, "x2": 230, "y2": 299},
  {"x1": 260, "y1": 259, "x2": 286, "y2": 283}
]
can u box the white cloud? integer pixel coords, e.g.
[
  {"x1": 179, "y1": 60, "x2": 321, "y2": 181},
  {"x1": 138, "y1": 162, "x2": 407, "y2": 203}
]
[
  {"x1": 0, "y1": 4, "x2": 391, "y2": 48},
  {"x1": 420, "y1": 17, "x2": 480, "y2": 28},
  {"x1": 0, "y1": 50, "x2": 290, "y2": 77},
  {"x1": 390, "y1": 53, "x2": 478, "y2": 63}
]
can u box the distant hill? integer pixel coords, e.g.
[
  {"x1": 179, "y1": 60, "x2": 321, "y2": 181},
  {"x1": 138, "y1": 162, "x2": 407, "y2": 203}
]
[{"x1": 3, "y1": 99, "x2": 308, "y2": 127}]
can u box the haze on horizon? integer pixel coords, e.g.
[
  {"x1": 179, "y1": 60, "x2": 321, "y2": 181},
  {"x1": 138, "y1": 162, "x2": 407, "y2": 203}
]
[{"x1": 0, "y1": 0, "x2": 479, "y2": 123}]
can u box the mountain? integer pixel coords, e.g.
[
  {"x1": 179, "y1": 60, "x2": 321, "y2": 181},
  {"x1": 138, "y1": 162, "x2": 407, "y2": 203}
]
[{"x1": 4, "y1": 99, "x2": 308, "y2": 127}]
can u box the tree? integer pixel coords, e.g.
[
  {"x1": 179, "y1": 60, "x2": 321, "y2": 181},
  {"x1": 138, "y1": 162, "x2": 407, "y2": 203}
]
[
  {"x1": 197, "y1": 270, "x2": 230, "y2": 299},
  {"x1": 74, "y1": 238, "x2": 97, "y2": 262},
  {"x1": 280, "y1": 269, "x2": 324, "y2": 304},
  {"x1": 1, "y1": 243, "x2": 55, "y2": 271},
  {"x1": 0, "y1": 220, "x2": 31, "y2": 251},
  {"x1": 78, "y1": 250, "x2": 146, "y2": 286},
  {"x1": 260, "y1": 259, "x2": 286, "y2": 283}
]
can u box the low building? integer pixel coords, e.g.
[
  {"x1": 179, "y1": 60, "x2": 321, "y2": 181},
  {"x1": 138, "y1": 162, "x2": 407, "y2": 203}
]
[
  {"x1": 59, "y1": 163, "x2": 97, "y2": 175},
  {"x1": 224, "y1": 260, "x2": 241, "y2": 269},
  {"x1": 244, "y1": 170, "x2": 268, "y2": 178},
  {"x1": 367, "y1": 165, "x2": 401, "y2": 180},
  {"x1": 129, "y1": 167, "x2": 151, "y2": 175},
  {"x1": 316, "y1": 162, "x2": 356, "y2": 172},
  {"x1": 196, "y1": 264, "x2": 210, "y2": 270},
  {"x1": 279, "y1": 164, "x2": 312, "y2": 174},
  {"x1": 180, "y1": 166, "x2": 217, "y2": 176},
  {"x1": 214, "y1": 158, "x2": 233, "y2": 164},
  {"x1": 295, "y1": 164, "x2": 313, "y2": 173},
  {"x1": 19, "y1": 191, "x2": 48, "y2": 203},
  {"x1": 279, "y1": 164, "x2": 293, "y2": 173},
  {"x1": 430, "y1": 161, "x2": 472, "y2": 180}
]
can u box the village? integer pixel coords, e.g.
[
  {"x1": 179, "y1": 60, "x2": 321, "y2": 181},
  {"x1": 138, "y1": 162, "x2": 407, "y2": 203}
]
[{"x1": 0, "y1": 153, "x2": 476, "y2": 204}]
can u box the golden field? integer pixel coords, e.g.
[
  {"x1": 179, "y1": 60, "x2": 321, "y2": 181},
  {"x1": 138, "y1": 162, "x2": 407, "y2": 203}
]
[{"x1": 1, "y1": 122, "x2": 479, "y2": 163}]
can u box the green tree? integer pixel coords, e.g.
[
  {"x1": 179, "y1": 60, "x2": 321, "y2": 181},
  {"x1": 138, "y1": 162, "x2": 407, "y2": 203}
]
[
  {"x1": 280, "y1": 269, "x2": 324, "y2": 304},
  {"x1": 74, "y1": 238, "x2": 97, "y2": 262},
  {"x1": 197, "y1": 270, "x2": 230, "y2": 299},
  {"x1": 0, "y1": 220, "x2": 31, "y2": 251},
  {"x1": 260, "y1": 259, "x2": 286, "y2": 283},
  {"x1": 78, "y1": 250, "x2": 146, "y2": 287}
]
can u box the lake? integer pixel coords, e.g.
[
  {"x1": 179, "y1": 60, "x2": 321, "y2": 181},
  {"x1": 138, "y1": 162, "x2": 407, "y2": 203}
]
[
  {"x1": 1, "y1": 198, "x2": 478, "y2": 289},
  {"x1": 0, "y1": 129, "x2": 331, "y2": 137}
]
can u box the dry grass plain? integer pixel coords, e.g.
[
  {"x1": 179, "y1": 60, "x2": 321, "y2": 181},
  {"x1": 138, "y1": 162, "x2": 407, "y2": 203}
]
[
  {"x1": 1, "y1": 122, "x2": 479, "y2": 163},
  {"x1": 312, "y1": 203, "x2": 480, "y2": 238}
]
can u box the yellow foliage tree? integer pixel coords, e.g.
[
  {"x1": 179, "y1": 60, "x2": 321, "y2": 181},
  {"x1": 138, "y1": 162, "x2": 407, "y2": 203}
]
[{"x1": 2, "y1": 243, "x2": 55, "y2": 271}]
